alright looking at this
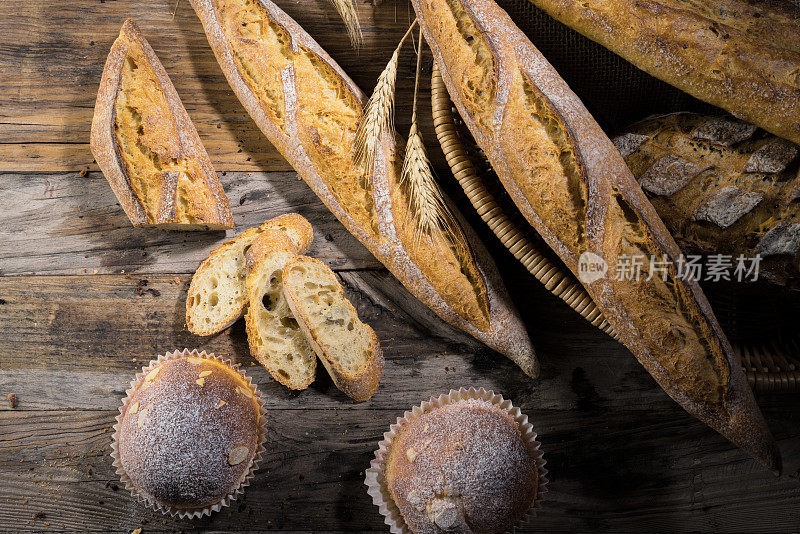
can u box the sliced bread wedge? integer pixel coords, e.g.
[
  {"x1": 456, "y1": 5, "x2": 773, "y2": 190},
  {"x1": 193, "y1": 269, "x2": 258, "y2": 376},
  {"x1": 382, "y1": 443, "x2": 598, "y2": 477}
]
[
  {"x1": 91, "y1": 19, "x2": 233, "y2": 230},
  {"x1": 244, "y1": 230, "x2": 317, "y2": 389},
  {"x1": 282, "y1": 256, "x2": 383, "y2": 401},
  {"x1": 186, "y1": 213, "x2": 313, "y2": 335}
]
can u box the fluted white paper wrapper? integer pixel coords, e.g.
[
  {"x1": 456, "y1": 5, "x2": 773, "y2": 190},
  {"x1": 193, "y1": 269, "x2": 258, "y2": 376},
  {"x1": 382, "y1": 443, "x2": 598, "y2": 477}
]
[{"x1": 365, "y1": 387, "x2": 547, "y2": 533}]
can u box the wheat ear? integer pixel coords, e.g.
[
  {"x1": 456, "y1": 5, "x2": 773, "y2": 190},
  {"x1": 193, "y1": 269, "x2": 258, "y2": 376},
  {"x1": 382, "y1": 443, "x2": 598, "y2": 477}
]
[
  {"x1": 354, "y1": 21, "x2": 418, "y2": 176},
  {"x1": 328, "y1": 0, "x2": 363, "y2": 49},
  {"x1": 401, "y1": 28, "x2": 461, "y2": 248}
]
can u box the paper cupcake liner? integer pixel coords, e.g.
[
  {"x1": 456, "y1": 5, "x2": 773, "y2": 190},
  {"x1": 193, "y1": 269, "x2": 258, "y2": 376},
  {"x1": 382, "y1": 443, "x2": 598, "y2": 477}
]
[
  {"x1": 110, "y1": 348, "x2": 267, "y2": 519},
  {"x1": 365, "y1": 387, "x2": 548, "y2": 533}
]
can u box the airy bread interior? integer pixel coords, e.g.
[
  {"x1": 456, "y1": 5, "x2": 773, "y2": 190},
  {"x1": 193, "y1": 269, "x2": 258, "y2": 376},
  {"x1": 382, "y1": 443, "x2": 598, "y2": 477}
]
[
  {"x1": 284, "y1": 258, "x2": 371, "y2": 375},
  {"x1": 186, "y1": 227, "x2": 260, "y2": 334},
  {"x1": 282, "y1": 256, "x2": 381, "y2": 400},
  {"x1": 245, "y1": 237, "x2": 317, "y2": 389},
  {"x1": 186, "y1": 214, "x2": 314, "y2": 335}
]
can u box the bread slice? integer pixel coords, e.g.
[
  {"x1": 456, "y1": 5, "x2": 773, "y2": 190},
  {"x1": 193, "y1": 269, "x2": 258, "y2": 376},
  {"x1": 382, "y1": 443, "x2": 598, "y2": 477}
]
[
  {"x1": 90, "y1": 19, "x2": 233, "y2": 230},
  {"x1": 186, "y1": 213, "x2": 313, "y2": 335},
  {"x1": 282, "y1": 256, "x2": 383, "y2": 401},
  {"x1": 244, "y1": 230, "x2": 317, "y2": 389}
]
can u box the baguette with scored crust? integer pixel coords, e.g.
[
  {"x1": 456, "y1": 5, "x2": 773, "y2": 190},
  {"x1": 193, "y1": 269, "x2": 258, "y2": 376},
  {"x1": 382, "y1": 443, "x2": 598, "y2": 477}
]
[
  {"x1": 90, "y1": 19, "x2": 233, "y2": 230},
  {"x1": 524, "y1": 0, "x2": 800, "y2": 145},
  {"x1": 188, "y1": 0, "x2": 538, "y2": 377},
  {"x1": 413, "y1": 0, "x2": 780, "y2": 471}
]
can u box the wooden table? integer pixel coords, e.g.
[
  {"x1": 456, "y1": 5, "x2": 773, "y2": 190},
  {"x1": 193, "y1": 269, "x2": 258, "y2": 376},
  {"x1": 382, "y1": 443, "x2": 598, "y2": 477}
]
[{"x1": 2, "y1": 0, "x2": 799, "y2": 531}]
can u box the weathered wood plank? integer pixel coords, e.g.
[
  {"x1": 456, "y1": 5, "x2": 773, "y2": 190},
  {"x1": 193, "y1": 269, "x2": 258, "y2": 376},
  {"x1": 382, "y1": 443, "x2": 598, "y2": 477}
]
[
  {"x1": 1, "y1": 406, "x2": 798, "y2": 532},
  {"x1": 0, "y1": 0, "x2": 432, "y2": 172},
  {"x1": 0, "y1": 272, "x2": 587, "y2": 407},
  {"x1": 0, "y1": 171, "x2": 381, "y2": 275}
]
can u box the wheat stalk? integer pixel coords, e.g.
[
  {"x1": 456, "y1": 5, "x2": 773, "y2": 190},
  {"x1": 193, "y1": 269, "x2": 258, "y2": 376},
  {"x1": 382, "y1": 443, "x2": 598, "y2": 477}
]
[
  {"x1": 354, "y1": 21, "x2": 417, "y2": 177},
  {"x1": 401, "y1": 28, "x2": 462, "y2": 250},
  {"x1": 402, "y1": 122, "x2": 453, "y2": 239},
  {"x1": 328, "y1": 0, "x2": 363, "y2": 49}
]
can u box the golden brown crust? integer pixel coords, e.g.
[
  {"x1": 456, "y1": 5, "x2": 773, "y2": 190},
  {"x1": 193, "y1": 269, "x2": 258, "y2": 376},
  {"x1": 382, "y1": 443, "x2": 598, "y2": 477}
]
[
  {"x1": 188, "y1": 0, "x2": 538, "y2": 377},
  {"x1": 615, "y1": 112, "x2": 800, "y2": 287},
  {"x1": 118, "y1": 356, "x2": 260, "y2": 511},
  {"x1": 244, "y1": 222, "x2": 310, "y2": 268},
  {"x1": 90, "y1": 19, "x2": 233, "y2": 230},
  {"x1": 415, "y1": 0, "x2": 779, "y2": 471},
  {"x1": 525, "y1": 0, "x2": 800, "y2": 145},
  {"x1": 386, "y1": 399, "x2": 537, "y2": 533}
]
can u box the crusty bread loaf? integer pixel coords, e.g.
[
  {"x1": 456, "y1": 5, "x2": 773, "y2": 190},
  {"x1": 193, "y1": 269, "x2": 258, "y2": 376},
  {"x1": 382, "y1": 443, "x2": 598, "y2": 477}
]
[
  {"x1": 244, "y1": 230, "x2": 317, "y2": 389},
  {"x1": 415, "y1": 0, "x2": 779, "y2": 471},
  {"x1": 282, "y1": 256, "x2": 383, "y2": 401},
  {"x1": 614, "y1": 112, "x2": 800, "y2": 287},
  {"x1": 186, "y1": 213, "x2": 313, "y2": 335},
  {"x1": 524, "y1": 0, "x2": 800, "y2": 145},
  {"x1": 188, "y1": 0, "x2": 538, "y2": 377},
  {"x1": 90, "y1": 19, "x2": 233, "y2": 230}
]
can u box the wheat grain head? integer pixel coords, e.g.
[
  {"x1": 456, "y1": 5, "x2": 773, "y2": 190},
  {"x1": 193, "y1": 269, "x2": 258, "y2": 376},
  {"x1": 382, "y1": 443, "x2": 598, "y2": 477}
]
[
  {"x1": 328, "y1": 0, "x2": 363, "y2": 49},
  {"x1": 353, "y1": 21, "x2": 417, "y2": 180}
]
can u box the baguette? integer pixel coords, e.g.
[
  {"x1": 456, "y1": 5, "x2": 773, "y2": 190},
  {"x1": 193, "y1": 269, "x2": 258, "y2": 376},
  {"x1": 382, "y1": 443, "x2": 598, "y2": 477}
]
[
  {"x1": 244, "y1": 230, "x2": 317, "y2": 389},
  {"x1": 90, "y1": 19, "x2": 233, "y2": 230},
  {"x1": 614, "y1": 112, "x2": 800, "y2": 287},
  {"x1": 186, "y1": 213, "x2": 313, "y2": 335},
  {"x1": 282, "y1": 256, "x2": 383, "y2": 401},
  {"x1": 414, "y1": 0, "x2": 780, "y2": 471},
  {"x1": 188, "y1": 0, "x2": 538, "y2": 377},
  {"x1": 523, "y1": 0, "x2": 800, "y2": 145}
]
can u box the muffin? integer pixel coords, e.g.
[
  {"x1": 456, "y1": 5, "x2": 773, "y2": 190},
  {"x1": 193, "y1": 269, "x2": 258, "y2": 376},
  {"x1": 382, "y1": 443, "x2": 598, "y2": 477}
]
[
  {"x1": 112, "y1": 349, "x2": 265, "y2": 518},
  {"x1": 368, "y1": 388, "x2": 546, "y2": 533}
]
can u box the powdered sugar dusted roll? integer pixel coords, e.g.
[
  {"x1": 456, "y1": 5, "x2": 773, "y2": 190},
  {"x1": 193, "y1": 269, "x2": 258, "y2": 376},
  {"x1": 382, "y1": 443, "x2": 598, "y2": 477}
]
[
  {"x1": 366, "y1": 387, "x2": 547, "y2": 533},
  {"x1": 111, "y1": 349, "x2": 266, "y2": 518}
]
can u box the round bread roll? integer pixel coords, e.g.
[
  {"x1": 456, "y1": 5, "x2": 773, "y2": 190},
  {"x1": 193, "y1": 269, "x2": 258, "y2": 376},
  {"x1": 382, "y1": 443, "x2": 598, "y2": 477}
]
[
  {"x1": 385, "y1": 398, "x2": 538, "y2": 533},
  {"x1": 117, "y1": 354, "x2": 262, "y2": 513}
]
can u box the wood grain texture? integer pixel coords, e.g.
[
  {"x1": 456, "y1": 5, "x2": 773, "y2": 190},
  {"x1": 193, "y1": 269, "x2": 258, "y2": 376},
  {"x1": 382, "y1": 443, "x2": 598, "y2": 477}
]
[
  {"x1": 0, "y1": 172, "x2": 380, "y2": 275},
  {"x1": 1, "y1": 403, "x2": 799, "y2": 532},
  {"x1": 0, "y1": 272, "x2": 584, "y2": 407},
  {"x1": 2, "y1": 272, "x2": 800, "y2": 531},
  {"x1": 3, "y1": 0, "x2": 800, "y2": 528},
  {"x1": 0, "y1": 0, "x2": 432, "y2": 172}
]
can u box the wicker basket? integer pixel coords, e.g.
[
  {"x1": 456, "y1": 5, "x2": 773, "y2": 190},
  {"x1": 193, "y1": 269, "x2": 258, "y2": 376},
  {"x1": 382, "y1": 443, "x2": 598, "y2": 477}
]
[{"x1": 430, "y1": 64, "x2": 800, "y2": 393}]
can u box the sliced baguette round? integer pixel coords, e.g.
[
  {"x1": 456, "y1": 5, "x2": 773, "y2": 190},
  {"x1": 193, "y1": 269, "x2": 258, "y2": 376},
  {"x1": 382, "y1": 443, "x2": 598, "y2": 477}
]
[
  {"x1": 186, "y1": 213, "x2": 313, "y2": 335},
  {"x1": 245, "y1": 231, "x2": 317, "y2": 390},
  {"x1": 282, "y1": 256, "x2": 383, "y2": 402}
]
